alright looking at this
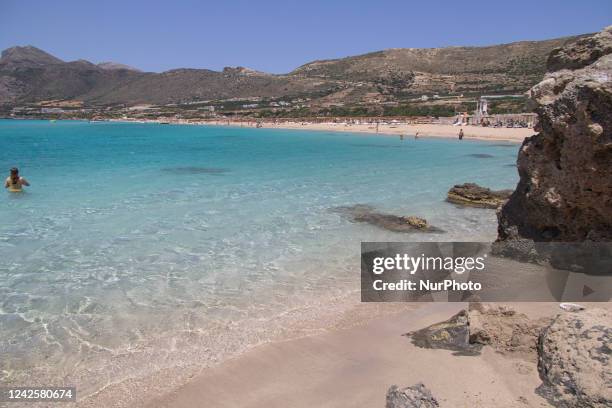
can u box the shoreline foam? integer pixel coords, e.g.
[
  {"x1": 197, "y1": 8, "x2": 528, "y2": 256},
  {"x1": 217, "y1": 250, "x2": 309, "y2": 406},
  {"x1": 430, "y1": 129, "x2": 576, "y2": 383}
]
[{"x1": 75, "y1": 293, "x2": 420, "y2": 407}]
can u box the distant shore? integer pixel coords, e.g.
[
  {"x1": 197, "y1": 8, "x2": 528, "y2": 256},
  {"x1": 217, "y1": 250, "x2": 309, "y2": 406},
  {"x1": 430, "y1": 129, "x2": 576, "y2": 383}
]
[
  {"x1": 3, "y1": 117, "x2": 534, "y2": 143},
  {"x1": 201, "y1": 120, "x2": 533, "y2": 143}
]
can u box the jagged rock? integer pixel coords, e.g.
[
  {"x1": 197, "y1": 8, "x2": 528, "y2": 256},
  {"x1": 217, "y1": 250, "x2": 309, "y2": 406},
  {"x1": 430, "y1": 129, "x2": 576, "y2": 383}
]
[
  {"x1": 331, "y1": 205, "x2": 444, "y2": 233},
  {"x1": 496, "y1": 27, "x2": 612, "y2": 257},
  {"x1": 547, "y1": 27, "x2": 612, "y2": 71},
  {"x1": 408, "y1": 305, "x2": 551, "y2": 359},
  {"x1": 386, "y1": 383, "x2": 439, "y2": 408},
  {"x1": 537, "y1": 308, "x2": 612, "y2": 407},
  {"x1": 446, "y1": 183, "x2": 512, "y2": 209},
  {"x1": 407, "y1": 309, "x2": 480, "y2": 354},
  {"x1": 468, "y1": 303, "x2": 550, "y2": 359}
]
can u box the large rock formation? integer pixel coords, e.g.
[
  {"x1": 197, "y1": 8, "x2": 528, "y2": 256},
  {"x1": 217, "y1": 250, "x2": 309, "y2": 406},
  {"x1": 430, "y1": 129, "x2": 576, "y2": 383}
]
[
  {"x1": 496, "y1": 27, "x2": 612, "y2": 247},
  {"x1": 537, "y1": 308, "x2": 612, "y2": 407},
  {"x1": 446, "y1": 183, "x2": 512, "y2": 209}
]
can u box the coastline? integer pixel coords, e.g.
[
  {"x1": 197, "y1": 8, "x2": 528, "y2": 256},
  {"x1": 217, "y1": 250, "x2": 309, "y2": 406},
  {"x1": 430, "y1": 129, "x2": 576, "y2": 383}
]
[
  {"x1": 200, "y1": 120, "x2": 532, "y2": 143},
  {"x1": 2, "y1": 117, "x2": 532, "y2": 143}
]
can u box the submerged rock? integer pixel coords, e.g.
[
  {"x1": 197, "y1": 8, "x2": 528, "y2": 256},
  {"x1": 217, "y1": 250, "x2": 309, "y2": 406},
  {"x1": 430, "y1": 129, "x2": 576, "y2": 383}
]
[
  {"x1": 446, "y1": 183, "x2": 512, "y2": 209},
  {"x1": 465, "y1": 153, "x2": 495, "y2": 159},
  {"x1": 537, "y1": 308, "x2": 612, "y2": 407},
  {"x1": 386, "y1": 383, "x2": 439, "y2": 408},
  {"x1": 161, "y1": 166, "x2": 229, "y2": 175},
  {"x1": 496, "y1": 27, "x2": 612, "y2": 255},
  {"x1": 332, "y1": 205, "x2": 444, "y2": 233}
]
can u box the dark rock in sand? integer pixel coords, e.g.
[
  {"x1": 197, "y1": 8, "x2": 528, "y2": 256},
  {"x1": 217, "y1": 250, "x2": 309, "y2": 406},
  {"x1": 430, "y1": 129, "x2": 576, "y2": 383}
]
[
  {"x1": 407, "y1": 304, "x2": 551, "y2": 359},
  {"x1": 386, "y1": 383, "x2": 439, "y2": 408},
  {"x1": 496, "y1": 27, "x2": 612, "y2": 261},
  {"x1": 332, "y1": 205, "x2": 443, "y2": 233},
  {"x1": 406, "y1": 309, "x2": 481, "y2": 355},
  {"x1": 537, "y1": 308, "x2": 612, "y2": 408},
  {"x1": 446, "y1": 183, "x2": 512, "y2": 209}
]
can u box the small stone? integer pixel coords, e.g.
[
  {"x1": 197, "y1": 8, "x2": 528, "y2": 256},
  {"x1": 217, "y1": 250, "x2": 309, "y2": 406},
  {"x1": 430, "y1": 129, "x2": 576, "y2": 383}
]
[{"x1": 386, "y1": 383, "x2": 439, "y2": 408}]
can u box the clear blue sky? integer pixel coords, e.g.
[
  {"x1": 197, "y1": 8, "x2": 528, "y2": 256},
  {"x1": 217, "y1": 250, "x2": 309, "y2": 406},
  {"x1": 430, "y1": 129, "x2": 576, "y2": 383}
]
[{"x1": 1, "y1": 0, "x2": 610, "y2": 73}]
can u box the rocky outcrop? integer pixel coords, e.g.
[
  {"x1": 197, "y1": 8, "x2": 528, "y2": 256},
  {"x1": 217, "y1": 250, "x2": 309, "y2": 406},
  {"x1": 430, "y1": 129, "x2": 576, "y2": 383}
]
[
  {"x1": 446, "y1": 183, "x2": 512, "y2": 209},
  {"x1": 537, "y1": 308, "x2": 612, "y2": 407},
  {"x1": 407, "y1": 304, "x2": 549, "y2": 358},
  {"x1": 496, "y1": 26, "x2": 612, "y2": 251},
  {"x1": 405, "y1": 305, "x2": 611, "y2": 407},
  {"x1": 468, "y1": 303, "x2": 550, "y2": 359},
  {"x1": 547, "y1": 28, "x2": 612, "y2": 71},
  {"x1": 386, "y1": 383, "x2": 439, "y2": 408},
  {"x1": 407, "y1": 309, "x2": 477, "y2": 353},
  {"x1": 331, "y1": 205, "x2": 444, "y2": 233}
]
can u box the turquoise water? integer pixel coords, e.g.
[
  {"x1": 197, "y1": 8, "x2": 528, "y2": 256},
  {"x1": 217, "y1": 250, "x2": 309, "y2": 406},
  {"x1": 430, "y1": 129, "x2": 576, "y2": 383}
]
[{"x1": 0, "y1": 120, "x2": 519, "y2": 396}]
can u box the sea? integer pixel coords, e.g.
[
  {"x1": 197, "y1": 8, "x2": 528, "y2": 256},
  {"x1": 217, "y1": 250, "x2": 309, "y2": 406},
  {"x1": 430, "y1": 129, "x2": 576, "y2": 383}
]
[{"x1": 0, "y1": 120, "x2": 520, "y2": 399}]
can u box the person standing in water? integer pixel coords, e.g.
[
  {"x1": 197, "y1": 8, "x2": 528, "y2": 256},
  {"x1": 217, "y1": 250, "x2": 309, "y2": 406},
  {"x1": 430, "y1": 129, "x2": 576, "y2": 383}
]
[
  {"x1": 458, "y1": 129, "x2": 464, "y2": 140},
  {"x1": 5, "y1": 167, "x2": 30, "y2": 192}
]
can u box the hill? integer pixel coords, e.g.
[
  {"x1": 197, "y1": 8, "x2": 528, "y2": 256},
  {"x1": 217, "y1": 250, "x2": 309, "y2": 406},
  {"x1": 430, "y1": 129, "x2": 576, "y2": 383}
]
[{"x1": 0, "y1": 34, "x2": 590, "y2": 110}]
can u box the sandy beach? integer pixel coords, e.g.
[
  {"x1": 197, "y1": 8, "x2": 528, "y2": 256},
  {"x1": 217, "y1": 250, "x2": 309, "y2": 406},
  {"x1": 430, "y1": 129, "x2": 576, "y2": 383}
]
[
  {"x1": 201, "y1": 120, "x2": 534, "y2": 143},
  {"x1": 145, "y1": 302, "x2": 570, "y2": 408}
]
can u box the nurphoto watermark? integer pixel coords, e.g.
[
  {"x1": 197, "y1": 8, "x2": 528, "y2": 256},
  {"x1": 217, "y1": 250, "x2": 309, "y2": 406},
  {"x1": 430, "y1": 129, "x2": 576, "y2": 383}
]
[{"x1": 361, "y1": 242, "x2": 612, "y2": 302}]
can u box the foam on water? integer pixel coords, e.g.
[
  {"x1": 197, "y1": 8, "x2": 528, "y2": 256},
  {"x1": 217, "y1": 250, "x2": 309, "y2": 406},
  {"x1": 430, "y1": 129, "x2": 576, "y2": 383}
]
[{"x1": 0, "y1": 120, "x2": 519, "y2": 397}]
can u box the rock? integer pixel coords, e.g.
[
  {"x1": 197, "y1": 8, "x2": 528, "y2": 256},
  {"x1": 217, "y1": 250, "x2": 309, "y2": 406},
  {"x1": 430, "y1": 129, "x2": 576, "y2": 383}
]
[
  {"x1": 496, "y1": 27, "x2": 612, "y2": 257},
  {"x1": 537, "y1": 308, "x2": 612, "y2": 407},
  {"x1": 559, "y1": 303, "x2": 586, "y2": 312},
  {"x1": 407, "y1": 309, "x2": 480, "y2": 354},
  {"x1": 547, "y1": 27, "x2": 612, "y2": 71},
  {"x1": 386, "y1": 383, "x2": 439, "y2": 408},
  {"x1": 468, "y1": 303, "x2": 550, "y2": 360},
  {"x1": 331, "y1": 205, "x2": 444, "y2": 233},
  {"x1": 446, "y1": 183, "x2": 512, "y2": 209},
  {"x1": 402, "y1": 216, "x2": 429, "y2": 229},
  {"x1": 408, "y1": 304, "x2": 550, "y2": 359}
]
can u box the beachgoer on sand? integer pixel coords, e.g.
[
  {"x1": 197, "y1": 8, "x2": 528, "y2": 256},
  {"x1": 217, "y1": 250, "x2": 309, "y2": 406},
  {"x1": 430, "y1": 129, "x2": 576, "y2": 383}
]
[{"x1": 5, "y1": 167, "x2": 30, "y2": 192}]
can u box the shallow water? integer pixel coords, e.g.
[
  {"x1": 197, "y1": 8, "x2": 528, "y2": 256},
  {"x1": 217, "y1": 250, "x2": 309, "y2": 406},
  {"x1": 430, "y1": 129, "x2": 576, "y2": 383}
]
[{"x1": 0, "y1": 120, "x2": 519, "y2": 396}]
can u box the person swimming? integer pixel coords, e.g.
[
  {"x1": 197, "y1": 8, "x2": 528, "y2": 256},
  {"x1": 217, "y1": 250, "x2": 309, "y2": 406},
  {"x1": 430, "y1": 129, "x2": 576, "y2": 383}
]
[{"x1": 5, "y1": 167, "x2": 30, "y2": 192}]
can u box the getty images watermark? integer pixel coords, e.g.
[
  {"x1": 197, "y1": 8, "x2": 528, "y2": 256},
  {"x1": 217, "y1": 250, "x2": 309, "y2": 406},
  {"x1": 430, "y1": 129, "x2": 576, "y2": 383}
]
[
  {"x1": 371, "y1": 251, "x2": 486, "y2": 292},
  {"x1": 361, "y1": 242, "x2": 612, "y2": 302}
]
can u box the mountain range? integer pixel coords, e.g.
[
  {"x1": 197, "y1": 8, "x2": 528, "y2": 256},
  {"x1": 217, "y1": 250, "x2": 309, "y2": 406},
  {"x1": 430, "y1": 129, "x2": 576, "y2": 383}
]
[{"x1": 0, "y1": 34, "x2": 589, "y2": 108}]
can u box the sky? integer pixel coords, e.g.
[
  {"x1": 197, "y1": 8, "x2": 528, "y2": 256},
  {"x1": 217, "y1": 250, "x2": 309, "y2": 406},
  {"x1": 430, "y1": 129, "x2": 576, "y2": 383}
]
[{"x1": 1, "y1": 0, "x2": 611, "y2": 74}]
